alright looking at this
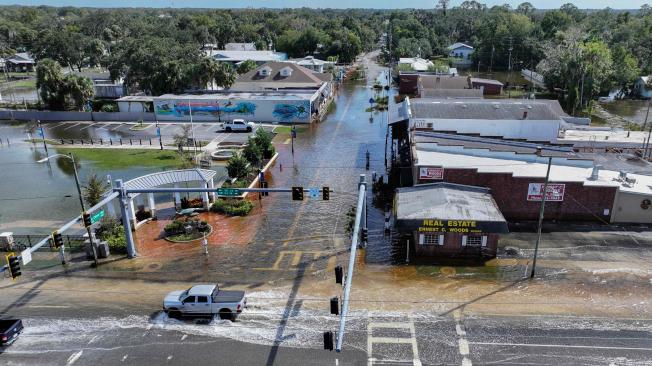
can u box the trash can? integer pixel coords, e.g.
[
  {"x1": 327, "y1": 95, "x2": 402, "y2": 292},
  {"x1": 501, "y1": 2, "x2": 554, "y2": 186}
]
[{"x1": 97, "y1": 241, "x2": 110, "y2": 258}]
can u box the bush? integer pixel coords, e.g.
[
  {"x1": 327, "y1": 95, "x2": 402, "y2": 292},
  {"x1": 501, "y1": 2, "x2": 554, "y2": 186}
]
[
  {"x1": 100, "y1": 103, "x2": 119, "y2": 112},
  {"x1": 242, "y1": 138, "x2": 263, "y2": 166},
  {"x1": 252, "y1": 128, "x2": 275, "y2": 159},
  {"x1": 210, "y1": 199, "x2": 254, "y2": 216},
  {"x1": 95, "y1": 216, "x2": 127, "y2": 254},
  {"x1": 164, "y1": 220, "x2": 185, "y2": 235}
]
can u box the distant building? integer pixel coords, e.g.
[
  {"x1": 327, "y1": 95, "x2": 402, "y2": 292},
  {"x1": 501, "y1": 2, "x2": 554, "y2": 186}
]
[
  {"x1": 231, "y1": 62, "x2": 332, "y2": 93},
  {"x1": 5, "y1": 52, "x2": 35, "y2": 72},
  {"x1": 206, "y1": 49, "x2": 287, "y2": 66},
  {"x1": 224, "y1": 43, "x2": 257, "y2": 51},
  {"x1": 470, "y1": 78, "x2": 504, "y2": 95},
  {"x1": 447, "y1": 43, "x2": 474, "y2": 67},
  {"x1": 398, "y1": 57, "x2": 434, "y2": 72},
  {"x1": 288, "y1": 56, "x2": 334, "y2": 73},
  {"x1": 73, "y1": 71, "x2": 125, "y2": 99},
  {"x1": 633, "y1": 76, "x2": 652, "y2": 98}
]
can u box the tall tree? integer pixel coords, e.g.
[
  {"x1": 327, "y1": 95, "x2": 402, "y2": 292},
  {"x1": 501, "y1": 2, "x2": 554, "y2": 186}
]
[
  {"x1": 83, "y1": 173, "x2": 109, "y2": 207},
  {"x1": 36, "y1": 58, "x2": 66, "y2": 110}
]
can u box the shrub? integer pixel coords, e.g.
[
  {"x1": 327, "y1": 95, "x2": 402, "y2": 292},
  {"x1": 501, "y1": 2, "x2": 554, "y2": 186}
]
[
  {"x1": 96, "y1": 216, "x2": 127, "y2": 254},
  {"x1": 164, "y1": 220, "x2": 185, "y2": 235},
  {"x1": 100, "y1": 103, "x2": 119, "y2": 112},
  {"x1": 252, "y1": 128, "x2": 275, "y2": 159},
  {"x1": 210, "y1": 199, "x2": 254, "y2": 216},
  {"x1": 242, "y1": 138, "x2": 263, "y2": 166}
]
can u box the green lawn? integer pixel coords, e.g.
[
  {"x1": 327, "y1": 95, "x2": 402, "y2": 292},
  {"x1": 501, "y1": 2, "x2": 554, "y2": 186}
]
[
  {"x1": 55, "y1": 148, "x2": 192, "y2": 170},
  {"x1": 273, "y1": 125, "x2": 308, "y2": 133}
]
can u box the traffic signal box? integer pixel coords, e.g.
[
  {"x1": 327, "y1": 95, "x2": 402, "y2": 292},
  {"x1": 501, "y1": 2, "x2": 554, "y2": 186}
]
[
  {"x1": 52, "y1": 231, "x2": 63, "y2": 248},
  {"x1": 292, "y1": 186, "x2": 304, "y2": 201},
  {"x1": 322, "y1": 186, "x2": 330, "y2": 201},
  {"x1": 6, "y1": 254, "x2": 21, "y2": 279},
  {"x1": 82, "y1": 212, "x2": 92, "y2": 227}
]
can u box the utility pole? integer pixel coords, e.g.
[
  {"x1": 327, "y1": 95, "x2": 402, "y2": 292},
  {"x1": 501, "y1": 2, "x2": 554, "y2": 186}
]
[
  {"x1": 531, "y1": 147, "x2": 552, "y2": 279},
  {"x1": 37, "y1": 120, "x2": 49, "y2": 157},
  {"x1": 156, "y1": 121, "x2": 163, "y2": 150},
  {"x1": 291, "y1": 124, "x2": 296, "y2": 156},
  {"x1": 507, "y1": 37, "x2": 513, "y2": 98},
  {"x1": 489, "y1": 44, "x2": 495, "y2": 73}
]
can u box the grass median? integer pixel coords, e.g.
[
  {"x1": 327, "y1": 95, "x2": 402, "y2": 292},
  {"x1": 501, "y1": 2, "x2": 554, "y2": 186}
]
[{"x1": 55, "y1": 147, "x2": 193, "y2": 170}]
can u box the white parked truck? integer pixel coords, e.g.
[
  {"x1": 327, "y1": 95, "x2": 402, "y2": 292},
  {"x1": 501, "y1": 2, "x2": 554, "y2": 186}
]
[
  {"x1": 221, "y1": 119, "x2": 255, "y2": 132},
  {"x1": 163, "y1": 284, "x2": 246, "y2": 321}
]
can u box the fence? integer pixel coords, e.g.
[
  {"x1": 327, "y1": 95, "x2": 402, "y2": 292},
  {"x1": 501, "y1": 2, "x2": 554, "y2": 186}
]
[
  {"x1": 3, "y1": 234, "x2": 86, "y2": 253},
  {"x1": 50, "y1": 138, "x2": 206, "y2": 149},
  {"x1": 0, "y1": 110, "x2": 156, "y2": 122}
]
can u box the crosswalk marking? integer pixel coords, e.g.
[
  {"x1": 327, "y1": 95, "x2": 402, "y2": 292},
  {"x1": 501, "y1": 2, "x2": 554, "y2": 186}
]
[
  {"x1": 254, "y1": 250, "x2": 328, "y2": 271},
  {"x1": 367, "y1": 320, "x2": 421, "y2": 366}
]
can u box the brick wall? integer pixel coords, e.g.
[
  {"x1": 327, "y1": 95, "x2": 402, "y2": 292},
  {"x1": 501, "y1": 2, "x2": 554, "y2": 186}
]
[
  {"x1": 417, "y1": 168, "x2": 616, "y2": 221},
  {"x1": 413, "y1": 232, "x2": 499, "y2": 258}
]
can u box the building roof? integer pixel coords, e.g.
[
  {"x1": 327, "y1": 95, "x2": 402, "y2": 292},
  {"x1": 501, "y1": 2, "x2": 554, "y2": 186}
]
[
  {"x1": 470, "y1": 77, "x2": 504, "y2": 87},
  {"x1": 124, "y1": 169, "x2": 217, "y2": 193},
  {"x1": 116, "y1": 96, "x2": 154, "y2": 102},
  {"x1": 447, "y1": 42, "x2": 474, "y2": 51},
  {"x1": 208, "y1": 50, "x2": 287, "y2": 62},
  {"x1": 420, "y1": 88, "x2": 483, "y2": 99},
  {"x1": 399, "y1": 57, "x2": 434, "y2": 72},
  {"x1": 7, "y1": 52, "x2": 34, "y2": 64},
  {"x1": 413, "y1": 148, "x2": 652, "y2": 196},
  {"x1": 156, "y1": 89, "x2": 317, "y2": 101},
  {"x1": 409, "y1": 99, "x2": 564, "y2": 121},
  {"x1": 395, "y1": 182, "x2": 506, "y2": 224},
  {"x1": 290, "y1": 56, "x2": 331, "y2": 67},
  {"x1": 235, "y1": 62, "x2": 330, "y2": 87},
  {"x1": 420, "y1": 75, "x2": 471, "y2": 90},
  {"x1": 224, "y1": 42, "x2": 256, "y2": 51}
]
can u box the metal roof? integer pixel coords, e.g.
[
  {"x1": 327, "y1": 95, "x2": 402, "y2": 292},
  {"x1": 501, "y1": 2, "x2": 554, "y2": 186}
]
[
  {"x1": 420, "y1": 88, "x2": 483, "y2": 99},
  {"x1": 124, "y1": 169, "x2": 217, "y2": 192},
  {"x1": 395, "y1": 183, "x2": 506, "y2": 223},
  {"x1": 410, "y1": 99, "x2": 563, "y2": 120}
]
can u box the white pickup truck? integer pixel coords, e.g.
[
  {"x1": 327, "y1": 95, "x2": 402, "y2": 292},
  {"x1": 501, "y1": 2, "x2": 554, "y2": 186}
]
[
  {"x1": 221, "y1": 119, "x2": 255, "y2": 132},
  {"x1": 163, "y1": 284, "x2": 246, "y2": 321}
]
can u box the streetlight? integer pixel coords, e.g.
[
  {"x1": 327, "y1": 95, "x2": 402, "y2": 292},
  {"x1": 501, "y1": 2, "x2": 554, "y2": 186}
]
[
  {"x1": 531, "y1": 146, "x2": 552, "y2": 279},
  {"x1": 38, "y1": 153, "x2": 98, "y2": 266}
]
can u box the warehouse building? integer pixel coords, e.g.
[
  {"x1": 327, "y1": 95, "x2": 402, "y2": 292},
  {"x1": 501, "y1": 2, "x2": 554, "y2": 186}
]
[{"x1": 394, "y1": 183, "x2": 508, "y2": 260}]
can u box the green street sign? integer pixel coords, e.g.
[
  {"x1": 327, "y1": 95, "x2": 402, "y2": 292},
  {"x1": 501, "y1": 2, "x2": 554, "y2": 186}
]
[
  {"x1": 90, "y1": 209, "x2": 105, "y2": 224},
  {"x1": 217, "y1": 188, "x2": 242, "y2": 197}
]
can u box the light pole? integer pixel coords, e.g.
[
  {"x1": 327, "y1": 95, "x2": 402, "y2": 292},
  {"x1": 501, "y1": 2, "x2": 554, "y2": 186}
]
[
  {"x1": 38, "y1": 153, "x2": 98, "y2": 266},
  {"x1": 531, "y1": 147, "x2": 552, "y2": 279}
]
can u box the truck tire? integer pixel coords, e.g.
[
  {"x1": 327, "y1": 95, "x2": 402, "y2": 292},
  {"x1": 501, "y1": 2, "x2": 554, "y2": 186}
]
[
  {"x1": 218, "y1": 309, "x2": 234, "y2": 321},
  {"x1": 167, "y1": 309, "x2": 181, "y2": 319},
  {"x1": 246, "y1": 126, "x2": 252, "y2": 132},
  {"x1": 225, "y1": 127, "x2": 232, "y2": 132}
]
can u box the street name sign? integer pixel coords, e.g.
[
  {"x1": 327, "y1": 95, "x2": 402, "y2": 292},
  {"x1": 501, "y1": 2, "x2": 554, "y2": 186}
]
[
  {"x1": 217, "y1": 188, "x2": 242, "y2": 197},
  {"x1": 90, "y1": 209, "x2": 105, "y2": 224}
]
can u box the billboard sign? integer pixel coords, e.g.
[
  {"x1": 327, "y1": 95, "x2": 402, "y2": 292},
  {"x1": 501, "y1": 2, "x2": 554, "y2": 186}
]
[
  {"x1": 419, "y1": 167, "x2": 444, "y2": 180},
  {"x1": 527, "y1": 183, "x2": 565, "y2": 201}
]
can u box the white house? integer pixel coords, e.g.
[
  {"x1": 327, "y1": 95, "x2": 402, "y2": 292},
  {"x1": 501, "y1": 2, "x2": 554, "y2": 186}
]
[
  {"x1": 633, "y1": 76, "x2": 652, "y2": 98},
  {"x1": 447, "y1": 43, "x2": 474, "y2": 67},
  {"x1": 398, "y1": 57, "x2": 434, "y2": 72},
  {"x1": 288, "y1": 56, "x2": 334, "y2": 73}
]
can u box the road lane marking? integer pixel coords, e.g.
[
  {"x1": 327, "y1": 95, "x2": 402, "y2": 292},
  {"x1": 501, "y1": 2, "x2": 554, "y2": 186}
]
[
  {"x1": 453, "y1": 310, "x2": 472, "y2": 366},
  {"x1": 121, "y1": 354, "x2": 128, "y2": 362},
  {"x1": 458, "y1": 339, "x2": 469, "y2": 355},
  {"x1": 254, "y1": 250, "x2": 326, "y2": 271},
  {"x1": 110, "y1": 123, "x2": 124, "y2": 131},
  {"x1": 181, "y1": 334, "x2": 187, "y2": 341},
  {"x1": 63, "y1": 122, "x2": 81, "y2": 130},
  {"x1": 367, "y1": 320, "x2": 420, "y2": 366},
  {"x1": 66, "y1": 350, "x2": 83, "y2": 365},
  {"x1": 283, "y1": 138, "x2": 290, "y2": 144},
  {"x1": 79, "y1": 123, "x2": 94, "y2": 130},
  {"x1": 469, "y1": 342, "x2": 652, "y2": 351},
  {"x1": 88, "y1": 335, "x2": 98, "y2": 344}
]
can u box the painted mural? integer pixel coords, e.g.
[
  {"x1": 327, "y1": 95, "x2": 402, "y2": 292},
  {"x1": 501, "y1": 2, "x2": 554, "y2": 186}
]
[
  {"x1": 272, "y1": 101, "x2": 310, "y2": 121},
  {"x1": 155, "y1": 100, "x2": 257, "y2": 117}
]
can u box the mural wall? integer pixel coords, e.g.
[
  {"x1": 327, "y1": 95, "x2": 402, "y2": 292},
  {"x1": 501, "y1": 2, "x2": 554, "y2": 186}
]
[{"x1": 154, "y1": 98, "x2": 312, "y2": 123}]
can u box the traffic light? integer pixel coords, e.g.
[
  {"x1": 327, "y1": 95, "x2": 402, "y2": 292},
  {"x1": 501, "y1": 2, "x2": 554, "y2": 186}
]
[
  {"x1": 323, "y1": 331, "x2": 334, "y2": 351},
  {"x1": 292, "y1": 186, "x2": 304, "y2": 201},
  {"x1": 52, "y1": 231, "x2": 63, "y2": 249},
  {"x1": 82, "y1": 212, "x2": 92, "y2": 227},
  {"x1": 7, "y1": 255, "x2": 21, "y2": 279},
  {"x1": 361, "y1": 228, "x2": 368, "y2": 243},
  {"x1": 330, "y1": 297, "x2": 339, "y2": 315},
  {"x1": 322, "y1": 186, "x2": 330, "y2": 201},
  {"x1": 334, "y1": 265, "x2": 343, "y2": 284}
]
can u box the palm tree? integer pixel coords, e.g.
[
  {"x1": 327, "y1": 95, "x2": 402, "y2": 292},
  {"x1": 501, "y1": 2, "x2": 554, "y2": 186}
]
[{"x1": 83, "y1": 173, "x2": 109, "y2": 207}]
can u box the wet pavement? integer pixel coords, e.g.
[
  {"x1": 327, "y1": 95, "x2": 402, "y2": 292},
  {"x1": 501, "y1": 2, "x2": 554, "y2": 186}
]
[{"x1": 2, "y1": 53, "x2": 652, "y2": 365}]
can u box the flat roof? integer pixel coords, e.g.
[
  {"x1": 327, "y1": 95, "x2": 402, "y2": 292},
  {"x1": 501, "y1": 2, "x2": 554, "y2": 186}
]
[
  {"x1": 410, "y1": 98, "x2": 564, "y2": 121},
  {"x1": 395, "y1": 182, "x2": 507, "y2": 224},
  {"x1": 156, "y1": 90, "x2": 316, "y2": 101},
  {"x1": 414, "y1": 148, "x2": 652, "y2": 195},
  {"x1": 116, "y1": 96, "x2": 154, "y2": 102},
  {"x1": 560, "y1": 129, "x2": 649, "y2": 145}
]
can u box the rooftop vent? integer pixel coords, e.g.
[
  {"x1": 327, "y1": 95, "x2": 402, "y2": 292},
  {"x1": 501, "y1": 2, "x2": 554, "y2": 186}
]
[{"x1": 589, "y1": 165, "x2": 602, "y2": 180}]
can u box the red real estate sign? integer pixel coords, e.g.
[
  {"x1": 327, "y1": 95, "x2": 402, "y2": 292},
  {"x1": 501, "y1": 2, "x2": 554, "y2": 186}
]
[
  {"x1": 527, "y1": 183, "x2": 565, "y2": 201},
  {"x1": 419, "y1": 167, "x2": 444, "y2": 180}
]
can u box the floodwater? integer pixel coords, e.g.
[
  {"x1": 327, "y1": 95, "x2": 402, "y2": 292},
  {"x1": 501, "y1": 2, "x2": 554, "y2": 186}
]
[
  {"x1": 602, "y1": 99, "x2": 651, "y2": 125},
  {"x1": 0, "y1": 123, "x2": 226, "y2": 234}
]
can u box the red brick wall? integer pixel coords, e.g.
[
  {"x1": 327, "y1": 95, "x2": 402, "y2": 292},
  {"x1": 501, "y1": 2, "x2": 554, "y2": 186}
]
[
  {"x1": 413, "y1": 232, "x2": 499, "y2": 257},
  {"x1": 417, "y1": 168, "x2": 616, "y2": 221},
  {"x1": 399, "y1": 74, "x2": 419, "y2": 94}
]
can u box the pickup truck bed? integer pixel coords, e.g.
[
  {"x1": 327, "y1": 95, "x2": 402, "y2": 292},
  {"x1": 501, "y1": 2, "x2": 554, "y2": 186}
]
[
  {"x1": 213, "y1": 290, "x2": 245, "y2": 303},
  {"x1": 0, "y1": 319, "x2": 23, "y2": 345}
]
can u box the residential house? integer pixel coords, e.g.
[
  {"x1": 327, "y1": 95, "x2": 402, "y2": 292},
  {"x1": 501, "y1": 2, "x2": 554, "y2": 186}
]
[
  {"x1": 206, "y1": 48, "x2": 287, "y2": 66},
  {"x1": 447, "y1": 43, "x2": 474, "y2": 67},
  {"x1": 633, "y1": 76, "x2": 652, "y2": 98},
  {"x1": 288, "y1": 56, "x2": 334, "y2": 73},
  {"x1": 231, "y1": 62, "x2": 332, "y2": 92},
  {"x1": 398, "y1": 57, "x2": 434, "y2": 72},
  {"x1": 5, "y1": 52, "x2": 35, "y2": 72},
  {"x1": 224, "y1": 43, "x2": 257, "y2": 51}
]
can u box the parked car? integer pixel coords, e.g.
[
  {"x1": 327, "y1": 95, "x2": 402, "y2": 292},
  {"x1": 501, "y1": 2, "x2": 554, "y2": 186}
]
[
  {"x1": 0, "y1": 318, "x2": 23, "y2": 346},
  {"x1": 221, "y1": 119, "x2": 255, "y2": 132},
  {"x1": 163, "y1": 284, "x2": 246, "y2": 321}
]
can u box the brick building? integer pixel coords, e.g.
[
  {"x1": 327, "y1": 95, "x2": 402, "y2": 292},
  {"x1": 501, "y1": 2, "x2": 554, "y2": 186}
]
[{"x1": 394, "y1": 183, "x2": 508, "y2": 260}]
